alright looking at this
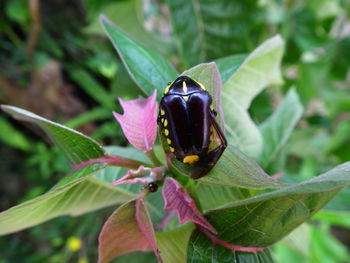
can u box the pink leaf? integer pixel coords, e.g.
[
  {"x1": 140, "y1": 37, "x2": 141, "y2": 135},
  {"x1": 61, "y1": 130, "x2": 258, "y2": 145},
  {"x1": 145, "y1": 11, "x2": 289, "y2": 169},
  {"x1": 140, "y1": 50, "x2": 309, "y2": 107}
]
[
  {"x1": 113, "y1": 90, "x2": 158, "y2": 152},
  {"x1": 111, "y1": 165, "x2": 165, "y2": 186},
  {"x1": 98, "y1": 198, "x2": 162, "y2": 263},
  {"x1": 136, "y1": 199, "x2": 163, "y2": 263},
  {"x1": 162, "y1": 178, "x2": 217, "y2": 234},
  {"x1": 74, "y1": 155, "x2": 145, "y2": 170}
]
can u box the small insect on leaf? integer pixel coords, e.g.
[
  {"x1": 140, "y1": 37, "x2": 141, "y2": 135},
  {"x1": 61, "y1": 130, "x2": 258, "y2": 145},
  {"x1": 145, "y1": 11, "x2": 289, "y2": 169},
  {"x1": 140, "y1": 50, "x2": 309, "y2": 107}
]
[{"x1": 147, "y1": 182, "x2": 158, "y2": 193}]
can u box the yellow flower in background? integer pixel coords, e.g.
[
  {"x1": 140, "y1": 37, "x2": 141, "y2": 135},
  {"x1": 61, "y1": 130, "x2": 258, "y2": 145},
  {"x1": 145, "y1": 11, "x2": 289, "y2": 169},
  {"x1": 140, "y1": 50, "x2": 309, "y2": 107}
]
[
  {"x1": 67, "y1": 236, "x2": 81, "y2": 252},
  {"x1": 78, "y1": 258, "x2": 88, "y2": 263}
]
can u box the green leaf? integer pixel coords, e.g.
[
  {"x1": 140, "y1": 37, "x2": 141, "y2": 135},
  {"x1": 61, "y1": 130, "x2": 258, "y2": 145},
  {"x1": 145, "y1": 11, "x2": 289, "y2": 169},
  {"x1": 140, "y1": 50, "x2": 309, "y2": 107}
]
[
  {"x1": 273, "y1": 243, "x2": 308, "y2": 263},
  {"x1": 156, "y1": 223, "x2": 195, "y2": 263},
  {"x1": 195, "y1": 184, "x2": 257, "y2": 211},
  {"x1": 228, "y1": 36, "x2": 285, "y2": 109},
  {"x1": 0, "y1": 116, "x2": 31, "y2": 151},
  {"x1": 65, "y1": 107, "x2": 112, "y2": 129},
  {"x1": 313, "y1": 210, "x2": 350, "y2": 228},
  {"x1": 112, "y1": 252, "x2": 156, "y2": 263},
  {"x1": 310, "y1": 223, "x2": 350, "y2": 263},
  {"x1": 198, "y1": 145, "x2": 285, "y2": 189},
  {"x1": 100, "y1": 15, "x2": 178, "y2": 97},
  {"x1": 1, "y1": 105, "x2": 105, "y2": 164},
  {"x1": 6, "y1": 0, "x2": 29, "y2": 25},
  {"x1": 259, "y1": 88, "x2": 304, "y2": 167},
  {"x1": 278, "y1": 224, "x2": 311, "y2": 258},
  {"x1": 187, "y1": 229, "x2": 274, "y2": 263},
  {"x1": 204, "y1": 162, "x2": 350, "y2": 248},
  {"x1": 222, "y1": 35, "x2": 285, "y2": 158},
  {"x1": 68, "y1": 69, "x2": 115, "y2": 109},
  {"x1": 0, "y1": 169, "x2": 134, "y2": 236},
  {"x1": 166, "y1": 0, "x2": 264, "y2": 66},
  {"x1": 166, "y1": 0, "x2": 205, "y2": 67},
  {"x1": 215, "y1": 54, "x2": 247, "y2": 83},
  {"x1": 86, "y1": 0, "x2": 173, "y2": 56}
]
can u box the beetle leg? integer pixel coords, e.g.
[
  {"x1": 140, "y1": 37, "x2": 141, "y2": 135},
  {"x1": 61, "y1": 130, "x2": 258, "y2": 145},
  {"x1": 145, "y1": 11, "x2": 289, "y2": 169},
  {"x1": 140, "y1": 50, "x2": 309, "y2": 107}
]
[
  {"x1": 209, "y1": 110, "x2": 227, "y2": 147},
  {"x1": 191, "y1": 112, "x2": 227, "y2": 179}
]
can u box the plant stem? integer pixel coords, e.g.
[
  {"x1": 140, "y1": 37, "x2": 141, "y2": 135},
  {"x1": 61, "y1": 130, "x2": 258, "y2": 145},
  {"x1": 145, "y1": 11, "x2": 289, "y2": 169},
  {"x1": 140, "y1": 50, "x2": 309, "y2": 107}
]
[{"x1": 146, "y1": 149, "x2": 162, "y2": 167}]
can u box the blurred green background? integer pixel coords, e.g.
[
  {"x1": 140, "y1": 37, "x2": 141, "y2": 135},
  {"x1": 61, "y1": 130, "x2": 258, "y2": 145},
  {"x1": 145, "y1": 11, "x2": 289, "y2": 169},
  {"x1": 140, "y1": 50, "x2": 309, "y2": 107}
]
[{"x1": 0, "y1": 0, "x2": 349, "y2": 262}]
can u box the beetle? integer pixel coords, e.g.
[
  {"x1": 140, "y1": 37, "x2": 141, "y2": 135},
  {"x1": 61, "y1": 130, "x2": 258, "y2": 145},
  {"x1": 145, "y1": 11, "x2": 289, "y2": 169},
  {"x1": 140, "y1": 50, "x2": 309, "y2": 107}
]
[{"x1": 158, "y1": 75, "x2": 227, "y2": 179}]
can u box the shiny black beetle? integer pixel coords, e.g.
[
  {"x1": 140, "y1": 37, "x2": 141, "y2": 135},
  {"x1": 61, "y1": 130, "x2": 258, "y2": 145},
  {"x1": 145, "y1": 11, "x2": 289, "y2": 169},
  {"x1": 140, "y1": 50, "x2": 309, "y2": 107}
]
[{"x1": 158, "y1": 76, "x2": 227, "y2": 179}]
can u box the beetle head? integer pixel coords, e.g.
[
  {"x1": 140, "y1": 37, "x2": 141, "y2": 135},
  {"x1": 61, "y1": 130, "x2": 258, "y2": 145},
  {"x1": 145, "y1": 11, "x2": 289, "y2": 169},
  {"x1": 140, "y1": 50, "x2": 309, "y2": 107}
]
[{"x1": 164, "y1": 76, "x2": 206, "y2": 95}]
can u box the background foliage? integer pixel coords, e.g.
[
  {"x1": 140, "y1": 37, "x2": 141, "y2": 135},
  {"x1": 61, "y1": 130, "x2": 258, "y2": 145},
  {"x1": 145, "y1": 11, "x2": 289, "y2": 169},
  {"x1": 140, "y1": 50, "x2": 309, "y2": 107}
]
[{"x1": 0, "y1": 0, "x2": 349, "y2": 262}]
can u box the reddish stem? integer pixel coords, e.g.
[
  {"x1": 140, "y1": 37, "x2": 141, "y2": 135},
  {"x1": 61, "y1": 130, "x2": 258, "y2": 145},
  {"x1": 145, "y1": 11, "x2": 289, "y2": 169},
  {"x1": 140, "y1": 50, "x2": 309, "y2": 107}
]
[
  {"x1": 73, "y1": 155, "x2": 146, "y2": 170},
  {"x1": 198, "y1": 225, "x2": 264, "y2": 253}
]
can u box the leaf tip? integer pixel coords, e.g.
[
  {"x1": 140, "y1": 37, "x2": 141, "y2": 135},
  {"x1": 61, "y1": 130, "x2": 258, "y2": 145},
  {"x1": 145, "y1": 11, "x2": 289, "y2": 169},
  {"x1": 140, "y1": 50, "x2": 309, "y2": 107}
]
[
  {"x1": 99, "y1": 14, "x2": 110, "y2": 25},
  {"x1": 0, "y1": 104, "x2": 13, "y2": 114}
]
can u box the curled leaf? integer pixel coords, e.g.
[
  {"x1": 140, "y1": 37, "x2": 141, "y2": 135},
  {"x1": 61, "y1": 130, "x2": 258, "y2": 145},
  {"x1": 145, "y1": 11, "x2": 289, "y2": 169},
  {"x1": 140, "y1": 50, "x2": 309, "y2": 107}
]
[
  {"x1": 111, "y1": 165, "x2": 165, "y2": 186},
  {"x1": 114, "y1": 90, "x2": 158, "y2": 152},
  {"x1": 162, "y1": 178, "x2": 217, "y2": 234}
]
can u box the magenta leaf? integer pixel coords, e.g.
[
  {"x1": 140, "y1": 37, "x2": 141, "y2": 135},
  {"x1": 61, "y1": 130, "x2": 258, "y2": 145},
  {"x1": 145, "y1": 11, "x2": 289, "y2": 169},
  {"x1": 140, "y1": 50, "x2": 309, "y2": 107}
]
[
  {"x1": 98, "y1": 197, "x2": 162, "y2": 263},
  {"x1": 74, "y1": 155, "x2": 145, "y2": 170},
  {"x1": 111, "y1": 165, "x2": 165, "y2": 186},
  {"x1": 113, "y1": 90, "x2": 158, "y2": 152},
  {"x1": 162, "y1": 178, "x2": 217, "y2": 234}
]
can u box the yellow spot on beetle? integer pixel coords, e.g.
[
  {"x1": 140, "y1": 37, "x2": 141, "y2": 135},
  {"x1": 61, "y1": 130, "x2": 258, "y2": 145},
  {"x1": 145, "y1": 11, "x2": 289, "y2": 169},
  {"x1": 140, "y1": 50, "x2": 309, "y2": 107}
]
[
  {"x1": 169, "y1": 147, "x2": 175, "y2": 152},
  {"x1": 164, "y1": 85, "x2": 170, "y2": 94},
  {"x1": 164, "y1": 119, "x2": 168, "y2": 127},
  {"x1": 167, "y1": 138, "x2": 171, "y2": 145},
  {"x1": 164, "y1": 129, "x2": 169, "y2": 136},
  {"x1": 164, "y1": 81, "x2": 174, "y2": 94},
  {"x1": 210, "y1": 104, "x2": 214, "y2": 111},
  {"x1": 183, "y1": 96, "x2": 189, "y2": 101},
  {"x1": 198, "y1": 82, "x2": 206, "y2": 91},
  {"x1": 183, "y1": 155, "x2": 200, "y2": 164},
  {"x1": 182, "y1": 81, "x2": 188, "y2": 93},
  {"x1": 160, "y1": 109, "x2": 165, "y2": 115},
  {"x1": 161, "y1": 118, "x2": 164, "y2": 123}
]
